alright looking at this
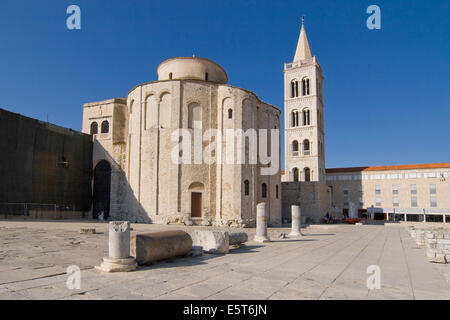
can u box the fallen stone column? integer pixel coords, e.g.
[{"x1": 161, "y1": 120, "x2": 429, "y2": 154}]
[
  {"x1": 131, "y1": 230, "x2": 193, "y2": 265},
  {"x1": 96, "y1": 221, "x2": 137, "y2": 272},
  {"x1": 254, "y1": 202, "x2": 270, "y2": 242},
  {"x1": 289, "y1": 205, "x2": 303, "y2": 237},
  {"x1": 229, "y1": 232, "x2": 248, "y2": 246},
  {"x1": 191, "y1": 230, "x2": 229, "y2": 254}
]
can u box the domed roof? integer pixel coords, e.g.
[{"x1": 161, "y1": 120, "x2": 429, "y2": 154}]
[{"x1": 157, "y1": 57, "x2": 228, "y2": 84}]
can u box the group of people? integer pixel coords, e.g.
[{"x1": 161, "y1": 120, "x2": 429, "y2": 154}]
[
  {"x1": 323, "y1": 212, "x2": 337, "y2": 224},
  {"x1": 323, "y1": 212, "x2": 349, "y2": 224}
]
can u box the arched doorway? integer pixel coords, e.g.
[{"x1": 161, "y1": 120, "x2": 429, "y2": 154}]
[{"x1": 93, "y1": 160, "x2": 111, "y2": 219}]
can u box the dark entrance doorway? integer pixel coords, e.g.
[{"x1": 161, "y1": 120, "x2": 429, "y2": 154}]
[
  {"x1": 93, "y1": 160, "x2": 111, "y2": 219},
  {"x1": 191, "y1": 192, "x2": 202, "y2": 218}
]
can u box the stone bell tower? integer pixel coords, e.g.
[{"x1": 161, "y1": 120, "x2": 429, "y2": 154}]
[{"x1": 284, "y1": 17, "x2": 325, "y2": 183}]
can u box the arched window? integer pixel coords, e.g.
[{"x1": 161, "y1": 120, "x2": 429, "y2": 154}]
[
  {"x1": 292, "y1": 140, "x2": 299, "y2": 156},
  {"x1": 90, "y1": 122, "x2": 98, "y2": 135},
  {"x1": 101, "y1": 120, "x2": 109, "y2": 133},
  {"x1": 244, "y1": 180, "x2": 250, "y2": 196},
  {"x1": 303, "y1": 139, "x2": 310, "y2": 155},
  {"x1": 205, "y1": 73, "x2": 208, "y2": 81},
  {"x1": 291, "y1": 80, "x2": 299, "y2": 98},
  {"x1": 262, "y1": 183, "x2": 267, "y2": 198},
  {"x1": 228, "y1": 108, "x2": 233, "y2": 119},
  {"x1": 188, "y1": 102, "x2": 202, "y2": 129},
  {"x1": 291, "y1": 110, "x2": 299, "y2": 127},
  {"x1": 293, "y1": 168, "x2": 299, "y2": 182},
  {"x1": 169, "y1": 72, "x2": 173, "y2": 80},
  {"x1": 276, "y1": 185, "x2": 279, "y2": 199},
  {"x1": 304, "y1": 167, "x2": 311, "y2": 182},
  {"x1": 302, "y1": 109, "x2": 311, "y2": 126},
  {"x1": 302, "y1": 78, "x2": 310, "y2": 96}
]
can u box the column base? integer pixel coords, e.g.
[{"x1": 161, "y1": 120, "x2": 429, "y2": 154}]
[
  {"x1": 95, "y1": 256, "x2": 137, "y2": 273},
  {"x1": 254, "y1": 235, "x2": 271, "y2": 243}
]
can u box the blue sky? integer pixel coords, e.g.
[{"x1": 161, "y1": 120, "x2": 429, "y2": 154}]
[{"x1": 0, "y1": 0, "x2": 448, "y2": 169}]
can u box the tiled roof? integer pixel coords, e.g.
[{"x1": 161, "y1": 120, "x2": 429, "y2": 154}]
[{"x1": 326, "y1": 163, "x2": 450, "y2": 174}]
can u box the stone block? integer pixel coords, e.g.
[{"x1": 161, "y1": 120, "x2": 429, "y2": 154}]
[
  {"x1": 190, "y1": 230, "x2": 229, "y2": 254},
  {"x1": 426, "y1": 251, "x2": 436, "y2": 259},
  {"x1": 229, "y1": 232, "x2": 248, "y2": 246},
  {"x1": 131, "y1": 230, "x2": 192, "y2": 265},
  {"x1": 80, "y1": 228, "x2": 96, "y2": 234},
  {"x1": 433, "y1": 254, "x2": 447, "y2": 264}
]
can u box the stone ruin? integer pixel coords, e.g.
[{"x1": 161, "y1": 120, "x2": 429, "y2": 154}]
[
  {"x1": 96, "y1": 202, "x2": 304, "y2": 272},
  {"x1": 408, "y1": 226, "x2": 450, "y2": 264}
]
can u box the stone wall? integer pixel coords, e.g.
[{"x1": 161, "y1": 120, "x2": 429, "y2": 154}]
[
  {"x1": 407, "y1": 226, "x2": 449, "y2": 264},
  {"x1": 0, "y1": 108, "x2": 93, "y2": 214}
]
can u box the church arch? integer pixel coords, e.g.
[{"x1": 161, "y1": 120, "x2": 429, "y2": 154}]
[{"x1": 93, "y1": 160, "x2": 111, "y2": 219}]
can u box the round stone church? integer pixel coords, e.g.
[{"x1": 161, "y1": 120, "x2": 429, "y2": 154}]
[{"x1": 82, "y1": 57, "x2": 282, "y2": 227}]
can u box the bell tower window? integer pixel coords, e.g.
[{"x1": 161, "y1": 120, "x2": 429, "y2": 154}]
[{"x1": 302, "y1": 78, "x2": 310, "y2": 96}]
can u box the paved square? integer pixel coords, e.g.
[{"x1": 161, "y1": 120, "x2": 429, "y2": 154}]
[{"x1": 0, "y1": 220, "x2": 448, "y2": 300}]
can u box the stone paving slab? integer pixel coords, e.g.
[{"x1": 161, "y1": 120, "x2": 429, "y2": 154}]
[{"x1": 0, "y1": 220, "x2": 448, "y2": 300}]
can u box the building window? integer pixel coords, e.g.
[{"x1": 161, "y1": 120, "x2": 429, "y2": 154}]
[
  {"x1": 359, "y1": 197, "x2": 364, "y2": 207},
  {"x1": 244, "y1": 180, "x2": 249, "y2": 196},
  {"x1": 302, "y1": 109, "x2": 311, "y2": 126},
  {"x1": 302, "y1": 77, "x2": 310, "y2": 96},
  {"x1": 393, "y1": 197, "x2": 399, "y2": 207},
  {"x1": 205, "y1": 73, "x2": 208, "y2": 81},
  {"x1": 343, "y1": 186, "x2": 349, "y2": 207},
  {"x1": 101, "y1": 120, "x2": 109, "y2": 133},
  {"x1": 90, "y1": 122, "x2": 98, "y2": 135},
  {"x1": 291, "y1": 80, "x2": 299, "y2": 98},
  {"x1": 429, "y1": 184, "x2": 436, "y2": 195},
  {"x1": 430, "y1": 197, "x2": 437, "y2": 207},
  {"x1": 304, "y1": 167, "x2": 311, "y2": 182},
  {"x1": 392, "y1": 185, "x2": 398, "y2": 195},
  {"x1": 262, "y1": 183, "x2": 267, "y2": 198},
  {"x1": 291, "y1": 110, "x2": 299, "y2": 127},
  {"x1": 293, "y1": 168, "x2": 299, "y2": 182},
  {"x1": 410, "y1": 184, "x2": 417, "y2": 195},
  {"x1": 411, "y1": 196, "x2": 418, "y2": 207},
  {"x1": 292, "y1": 140, "x2": 299, "y2": 156},
  {"x1": 169, "y1": 72, "x2": 173, "y2": 80},
  {"x1": 375, "y1": 185, "x2": 381, "y2": 195},
  {"x1": 303, "y1": 139, "x2": 310, "y2": 155},
  {"x1": 228, "y1": 109, "x2": 233, "y2": 119},
  {"x1": 276, "y1": 185, "x2": 279, "y2": 199},
  {"x1": 375, "y1": 197, "x2": 381, "y2": 206}
]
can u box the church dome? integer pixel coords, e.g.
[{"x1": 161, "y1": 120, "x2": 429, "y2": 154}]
[{"x1": 157, "y1": 57, "x2": 228, "y2": 84}]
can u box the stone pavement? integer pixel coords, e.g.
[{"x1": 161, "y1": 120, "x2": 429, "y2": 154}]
[{"x1": 0, "y1": 220, "x2": 448, "y2": 300}]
